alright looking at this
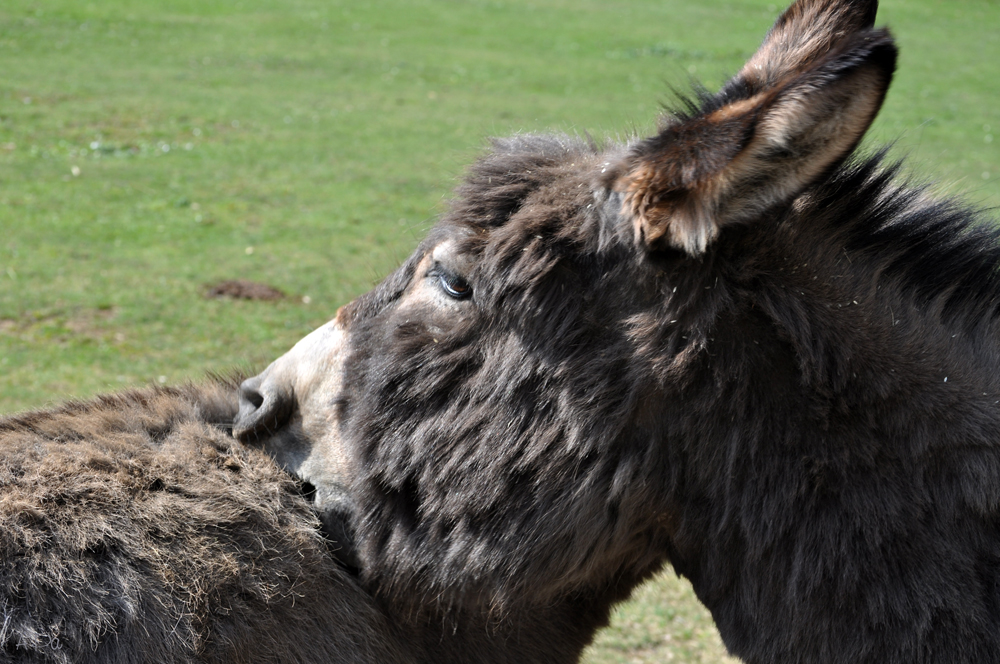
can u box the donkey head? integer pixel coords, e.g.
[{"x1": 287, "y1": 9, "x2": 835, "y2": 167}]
[{"x1": 233, "y1": 0, "x2": 895, "y2": 621}]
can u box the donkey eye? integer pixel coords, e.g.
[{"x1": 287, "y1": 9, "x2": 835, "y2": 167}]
[{"x1": 437, "y1": 272, "x2": 472, "y2": 299}]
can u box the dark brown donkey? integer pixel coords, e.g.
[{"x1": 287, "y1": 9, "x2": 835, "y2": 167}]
[{"x1": 234, "y1": 0, "x2": 1000, "y2": 662}]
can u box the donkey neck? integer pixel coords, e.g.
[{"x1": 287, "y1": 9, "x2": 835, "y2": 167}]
[{"x1": 390, "y1": 587, "x2": 633, "y2": 664}]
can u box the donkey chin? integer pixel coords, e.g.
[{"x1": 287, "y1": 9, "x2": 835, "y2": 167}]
[{"x1": 233, "y1": 314, "x2": 360, "y2": 570}]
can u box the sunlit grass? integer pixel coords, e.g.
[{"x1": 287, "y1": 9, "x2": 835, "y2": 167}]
[{"x1": 583, "y1": 570, "x2": 740, "y2": 664}]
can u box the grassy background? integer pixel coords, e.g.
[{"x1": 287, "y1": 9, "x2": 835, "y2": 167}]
[{"x1": 1, "y1": 1, "x2": 996, "y2": 661}]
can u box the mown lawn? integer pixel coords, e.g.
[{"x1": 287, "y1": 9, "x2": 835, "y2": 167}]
[{"x1": 1, "y1": 1, "x2": 997, "y2": 661}]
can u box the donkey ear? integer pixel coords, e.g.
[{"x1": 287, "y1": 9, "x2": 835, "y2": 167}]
[
  {"x1": 734, "y1": 0, "x2": 879, "y2": 94},
  {"x1": 617, "y1": 29, "x2": 896, "y2": 255}
]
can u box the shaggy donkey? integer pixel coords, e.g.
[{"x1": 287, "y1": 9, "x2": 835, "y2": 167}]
[
  {"x1": 232, "y1": 0, "x2": 1000, "y2": 662},
  {"x1": 0, "y1": 383, "x2": 412, "y2": 664}
]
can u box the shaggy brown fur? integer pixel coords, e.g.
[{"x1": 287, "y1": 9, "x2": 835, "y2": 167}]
[{"x1": 0, "y1": 382, "x2": 409, "y2": 664}]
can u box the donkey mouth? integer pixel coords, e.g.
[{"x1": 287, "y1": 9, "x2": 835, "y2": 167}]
[
  {"x1": 306, "y1": 482, "x2": 361, "y2": 574},
  {"x1": 232, "y1": 378, "x2": 361, "y2": 572}
]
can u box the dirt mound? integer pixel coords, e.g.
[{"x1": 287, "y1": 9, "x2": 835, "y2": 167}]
[{"x1": 205, "y1": 280, "x2": 286, "y2": 301}]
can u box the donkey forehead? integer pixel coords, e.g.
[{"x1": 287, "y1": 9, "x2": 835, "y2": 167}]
[
  {"x1": 402, "y1": 238, "x2": 479, "y2": 286},
  {"x1": 439, "y1": 134, "x2": 613, "y2": 221}
]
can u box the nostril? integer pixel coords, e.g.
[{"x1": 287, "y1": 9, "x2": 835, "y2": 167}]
[
  {"x1": 233, "y1": 376, "x2": 293, "y2": 443},
  {"x1": 237, "y1": 376, "x2": 265, "y2": 419},
  {"x1": 243, "y1": 385, "x2": 264, "y2": 410}
]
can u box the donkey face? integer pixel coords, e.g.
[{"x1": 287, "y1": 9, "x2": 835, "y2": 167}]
[
  {"x1": 235, "y1": 0, "x2": 895, "y2": 614},
  {"x1": 236, "y1": 149, "x2": 673, "y2": 604}
]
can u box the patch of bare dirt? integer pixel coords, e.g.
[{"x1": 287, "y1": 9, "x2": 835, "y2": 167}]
[
  {"x1": 65, "y1": 306, "x2": 117, "y2": 334},
  {"x1": 0, "y1": 307, "x2": 120, "y2": 343},
  {"x1": 205, "y1": 280, "x2": 286, "y2": 301}
]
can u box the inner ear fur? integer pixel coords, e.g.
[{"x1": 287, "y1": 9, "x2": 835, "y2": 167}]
[
  {"x1": 618, "y1": 29, "x2": 897, "y2": 256},
  {"x1": 735, "y1": 0, "x2": 879, "y2": 94}
]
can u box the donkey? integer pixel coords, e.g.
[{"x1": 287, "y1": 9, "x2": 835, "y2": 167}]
[
  {"x1": 0, "y1": 382, "x2": 414, "y2": 664},
  {"x1": 231, "y1": 0, "x2": 1000, "y2": 662}
]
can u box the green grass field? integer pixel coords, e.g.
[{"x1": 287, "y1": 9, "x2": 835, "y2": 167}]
[{"x1": 1, "y1": 1, "x2": 997, "y2": 661}]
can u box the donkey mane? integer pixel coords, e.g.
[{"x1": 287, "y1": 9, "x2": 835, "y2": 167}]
[
  {"x1": 446, "y1": 133, "x2": 601, "y2": 231},
  {"x1": 826, "y1": 156, "x2": 1000, "y2": 325}
]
